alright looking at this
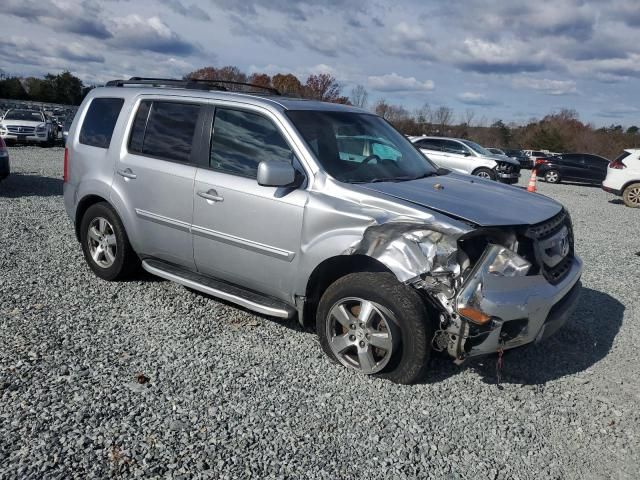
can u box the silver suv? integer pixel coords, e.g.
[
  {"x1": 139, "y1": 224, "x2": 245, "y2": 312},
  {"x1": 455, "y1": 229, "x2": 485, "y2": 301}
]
[{"x1": 63, "y1": 77, "x2": 583, "y2": 384}]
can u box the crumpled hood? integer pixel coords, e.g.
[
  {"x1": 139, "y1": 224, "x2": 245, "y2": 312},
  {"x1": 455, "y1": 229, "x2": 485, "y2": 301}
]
[{"x1": 360, "y1": 172, "x2": 562, "y2": 227}]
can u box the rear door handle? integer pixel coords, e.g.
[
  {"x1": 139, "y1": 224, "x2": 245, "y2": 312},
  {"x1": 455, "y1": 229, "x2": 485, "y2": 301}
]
[
  {"x1": 117, "y1": 168, "x2": 137, "y2": 180},
  {"x1": 197, "y1": 189, "x2": 224, "y2": 203}
]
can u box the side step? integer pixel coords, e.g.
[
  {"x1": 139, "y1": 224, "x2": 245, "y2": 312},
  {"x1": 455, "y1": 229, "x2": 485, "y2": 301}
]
[{"x1": 142, "y1": 259, "x2": 296, "y2": 319}]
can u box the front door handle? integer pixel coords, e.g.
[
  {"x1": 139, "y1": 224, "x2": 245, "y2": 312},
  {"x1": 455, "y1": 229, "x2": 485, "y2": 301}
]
[
  {"x1": 117, "y1": 168, "x2": 137, "y2": 180},
  {"x1": 197, "y1": 189, "x2": 224, "y2": 203}
]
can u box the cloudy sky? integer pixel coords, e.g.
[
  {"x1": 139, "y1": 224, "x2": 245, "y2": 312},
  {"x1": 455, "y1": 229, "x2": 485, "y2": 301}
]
[{"x1": 1, "y1": 0, "x2": 639, "y2": 125}]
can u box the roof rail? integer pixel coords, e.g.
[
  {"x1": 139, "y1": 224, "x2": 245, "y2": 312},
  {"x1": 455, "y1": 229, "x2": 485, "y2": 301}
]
[{"x1": 105, "y1": 77, "x2": 281, "y2": 95}]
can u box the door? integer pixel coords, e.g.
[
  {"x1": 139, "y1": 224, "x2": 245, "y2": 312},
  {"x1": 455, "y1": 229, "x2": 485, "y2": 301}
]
[
  {"x1": 440, "y1": 139, "x2": 473, "y2": 173},
  {"x1": 557, "y1": 154, "x2": 585, "y2": 181},
  {"x1": 416, "y1": 139, "x2": 449, "y2": 168},
  {"x1": 584, "y1": 154, "x2": 609, "y2": 183},
  {"x1": 113, "y1": 99, "x2": 204, "y2": 269},
  {"x1": 192, "y1": 106, "x2": 306, "y2": 300}
]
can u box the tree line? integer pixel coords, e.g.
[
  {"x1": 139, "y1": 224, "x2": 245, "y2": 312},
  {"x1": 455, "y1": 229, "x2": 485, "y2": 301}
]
[{"x1": 2, "y1": 67, "x2": 638, "y2": 158}]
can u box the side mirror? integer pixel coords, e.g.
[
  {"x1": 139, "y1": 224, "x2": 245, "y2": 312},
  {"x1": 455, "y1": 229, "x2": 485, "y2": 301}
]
[{"x1": 257, "y1": 161, "x2": 297, "y2": 187}]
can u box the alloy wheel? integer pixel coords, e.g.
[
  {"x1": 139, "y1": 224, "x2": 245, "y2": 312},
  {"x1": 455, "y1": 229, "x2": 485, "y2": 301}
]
[
  {"x1": 326, "y1": 297, "x2": 394, "y2": 375},
  {"x1": 546, "y1": 171, "x2": 559, "y2": 183},
  {"x1": 476, "y1": 171, "x2": 492, "y2": 179},
  {"x1": 87, "y1": 217, "x2": 117, "y2": 268},
  {"x1": 627, "y1": 186, "x2": 640, "y2": 206}
]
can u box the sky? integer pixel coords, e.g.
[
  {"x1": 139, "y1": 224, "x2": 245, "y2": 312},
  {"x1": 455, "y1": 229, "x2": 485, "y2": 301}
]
[{"x1": 1, "y1": 0, "x2": 639, "y2": 126}]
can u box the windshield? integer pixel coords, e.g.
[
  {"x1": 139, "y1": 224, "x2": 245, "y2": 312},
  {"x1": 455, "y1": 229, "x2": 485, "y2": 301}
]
[
  {"x1": 286, "y1": 110, "x2": 437, "y2": 183},
  {"x1": 461, "y1": 139, "x2": 493, "y2": 156},
  {"x1": 3, "y1": 110, "x2": 44, "y2": 122}
]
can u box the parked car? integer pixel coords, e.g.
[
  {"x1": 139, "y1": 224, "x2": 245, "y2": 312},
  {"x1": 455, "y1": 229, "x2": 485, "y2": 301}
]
[
  {"x1": 523, "y1": 149, "x2": 548, "y2": 162},
  {"x1": 602, "y1": 149, "x2": 640, "y2": 208},
  {"x1": 536, "y1": 153, "x2": 609, "y2": 185},
  {"x1": 62, "y1": 115, "x2": 74, "y2": 144},
  {"x1": 0, "y1": 137, "x2": 9, "y2": 180},
  {"x1": 0, "y1": 109, "x2": 55, "y2": 146},
  {"x1": 64, "y1": 77, "x2": 582, "y2": 384},
  {"x1": 411, "y1": 136, "x2": 520, "y2": 183},
  {"x1": 502, "y1": 148, "x2": 534, "y2": 169}
]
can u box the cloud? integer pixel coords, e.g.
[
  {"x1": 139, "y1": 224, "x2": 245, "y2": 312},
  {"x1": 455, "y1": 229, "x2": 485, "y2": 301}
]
[
  {"x1": 456, "y1": 92, "x2": 500, "y2": 106},
  {"x1": 597, "y1": 105, "x2": 640, "y2": 118},
  {"x1": 512, "y1": 78, "x2": 577, "y2": 95},
  {"x1": 368, "y1": 73, "x2": 434, "y2": 92},
  {"x1": 0, "y1": 36, "x2": 105, "y2": 70},
  {"x1": 382, "y1": 22, "x2": 437, "y2": 60},
  {"x1": 454, "y1": 38, "x2": 549, "y2": 74},
  {"x1": 209, "y1": 0, "x2": 368, "y2": 21},
  {"x1": 4, "y1": 0, "x2": 112, "y2": 39},
  {"x1": 108, "y1": 15, "x2": 199, "y2": 55},
  {"x1": 158, "y1": 0, "x2": 212, "y2": 21}
]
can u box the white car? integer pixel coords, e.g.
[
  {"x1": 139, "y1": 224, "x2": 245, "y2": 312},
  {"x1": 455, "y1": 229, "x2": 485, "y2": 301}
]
[
  {"x1": 412, "y1": 136, "x2": 520, "y2": 184},
  {"x1": 602, "y1": 149, "x2": 640, "y2": 208},
  {"x1": 0, "y1": 109, "x2": 55, "y2": 145}
]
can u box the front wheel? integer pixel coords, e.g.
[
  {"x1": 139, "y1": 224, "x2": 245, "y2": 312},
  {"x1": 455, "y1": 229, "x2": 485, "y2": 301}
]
[
  {"x1": 473, "y1": 167, "x2": 496, "y2": 180},
  {"x1": 544, "y1": 169, "x2": 560, "y2": 183},
  {"x1": 623, "y1": 183, "x2": 640, "y2": 208},
  {"x1": 316, "y1": 272, "x2": 433, "y2": 384}
]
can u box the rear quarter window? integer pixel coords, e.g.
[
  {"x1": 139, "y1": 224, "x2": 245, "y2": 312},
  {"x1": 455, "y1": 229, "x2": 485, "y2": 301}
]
[{"x1": 79, "y1": 98, "x2": 124, "y2": 148}]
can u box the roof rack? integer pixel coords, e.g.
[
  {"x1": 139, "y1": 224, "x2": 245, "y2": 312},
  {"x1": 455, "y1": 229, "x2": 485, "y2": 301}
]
[{"x1": 105, "y1": 77, "x2": 281, "y2": 95}]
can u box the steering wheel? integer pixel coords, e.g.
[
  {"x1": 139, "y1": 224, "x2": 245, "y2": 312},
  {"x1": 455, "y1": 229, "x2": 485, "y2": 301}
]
[{"x1": 362, "y1": 154, "x2": 382, "y2": 164}]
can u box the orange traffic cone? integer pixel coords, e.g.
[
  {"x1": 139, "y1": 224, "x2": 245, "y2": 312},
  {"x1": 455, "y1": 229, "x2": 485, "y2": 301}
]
[{"x1": 527, "y1": 169, "x2": 538, "y2": 192}]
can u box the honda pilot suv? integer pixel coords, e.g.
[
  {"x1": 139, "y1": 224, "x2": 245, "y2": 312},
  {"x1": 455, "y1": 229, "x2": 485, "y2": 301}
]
[{"x1": 63, "y1": 77, "x2": 582, "y2": 384}]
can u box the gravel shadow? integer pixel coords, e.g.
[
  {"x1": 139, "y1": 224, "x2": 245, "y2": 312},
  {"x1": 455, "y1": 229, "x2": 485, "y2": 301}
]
[
  {"x1": 466, "y1": 286, "x2": 624, "y2": 385},
  {"x1": 0, "y1": 172, "x2": 62, "y2": 197}
]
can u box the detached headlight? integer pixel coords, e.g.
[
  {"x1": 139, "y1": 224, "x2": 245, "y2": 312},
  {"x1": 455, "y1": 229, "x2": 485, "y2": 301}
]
[
  {"x1": 456, "y1": 244, "x2": 531, "y2": 325},
  {"x1": 488, "y1": 246, "x2": 531, "y2": 277},
  {"x1": 36, "y1": 123, "x2": 46, "y2": 131}
]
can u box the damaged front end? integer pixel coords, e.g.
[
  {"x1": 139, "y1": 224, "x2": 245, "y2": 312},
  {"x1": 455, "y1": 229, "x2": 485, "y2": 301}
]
[{"x1": 344, "y1": 212, "x2": 582, "y2": 364}]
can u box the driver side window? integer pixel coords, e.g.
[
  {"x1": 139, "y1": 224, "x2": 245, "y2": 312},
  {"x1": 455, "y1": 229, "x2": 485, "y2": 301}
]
[{"x1": 442, "y1": 140, "x2": 467, "y2": 155}]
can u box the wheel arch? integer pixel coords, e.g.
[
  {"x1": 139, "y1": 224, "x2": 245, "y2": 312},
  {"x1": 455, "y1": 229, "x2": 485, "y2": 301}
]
[
  {"x1": 74, "y1": 194, "x2": 110, "y2": 241},
  {"x1": 302, "y1": 254, "x2": 392, "y2": 329},
  {"x1": 622, "y1": 179, "x2": 640, "y2": 192}
]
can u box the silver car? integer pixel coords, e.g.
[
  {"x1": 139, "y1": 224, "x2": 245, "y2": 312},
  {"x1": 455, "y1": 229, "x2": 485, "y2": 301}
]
[
  {"x1": 63, "y1": 78, "x2": 582, "y2": 384},
  {"x1": 412, "y1": 136, "x2": 520, "y2": 184}
]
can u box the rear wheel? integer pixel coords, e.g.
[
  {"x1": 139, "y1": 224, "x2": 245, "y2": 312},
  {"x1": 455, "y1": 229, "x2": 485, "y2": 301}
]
[
  {"x1": 473, "y1": 167, "x2": 496, "y2": 180},
  {"x1": 544, "y1": 169, "x2": 560, "y2": 183},
  {"x1": 316, "y1": 272, "x2": 432, "y2": 384},
  {"x1": 80, "y1": 202, "x2": 139, "y2": 280},
  {"x1": 623, "y1": 183, "x2": 640, "y2": 208}
]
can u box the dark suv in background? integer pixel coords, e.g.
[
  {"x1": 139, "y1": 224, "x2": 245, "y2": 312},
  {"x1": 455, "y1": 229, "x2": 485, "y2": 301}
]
[
  {"x1": 503, "y1": 149, "x2": 533, "y2": 169},
  {"x1": 536, "y1": 153, "x2": 609, "y2": 185}
]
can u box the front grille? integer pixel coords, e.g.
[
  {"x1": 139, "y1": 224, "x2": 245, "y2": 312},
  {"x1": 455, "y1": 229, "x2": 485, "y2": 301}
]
[
  {"x1": 7, "y1": 125, "x2": 36, "y2": 134},
  {"x1": 523, "y1": 210, "x2": 574, "y2": 284}
]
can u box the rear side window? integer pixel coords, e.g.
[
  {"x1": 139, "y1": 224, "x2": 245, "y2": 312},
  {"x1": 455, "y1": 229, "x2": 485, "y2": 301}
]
[
  {"x1": 416, "y1": 139, "x2": 441, "y2": 150},
  {"x1": 129, "y1": 101, "x2": 201, "y2": 163},
  {"x1": 79, "y1": 98, "x2": 124, "y2": 148},
  {"x1": 209, "y1": 108, "x2": 293, "y2": 178}
]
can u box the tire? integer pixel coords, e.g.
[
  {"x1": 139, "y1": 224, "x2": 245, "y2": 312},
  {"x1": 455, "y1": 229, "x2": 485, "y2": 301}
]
[
  {"x1": 544, "y1": 169, "x2": 560, "y2": 184},
  {"x1": 80, "y1": 202, "x2": 139, "y2": 280},
  {"x1": 623, "y1": 183, "x2": 640, "y2": 208},
  {"x1": 472, "y1": 167, "x2": 496, "y2": 181},
  {"x1": 316, "y1": 272, "x2": 432, "y2": 384}
]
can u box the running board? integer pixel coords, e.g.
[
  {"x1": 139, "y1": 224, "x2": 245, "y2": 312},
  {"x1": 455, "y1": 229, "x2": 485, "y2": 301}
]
[{"x1": 142, "y1": 259, "x2": 296, "y2": 319}]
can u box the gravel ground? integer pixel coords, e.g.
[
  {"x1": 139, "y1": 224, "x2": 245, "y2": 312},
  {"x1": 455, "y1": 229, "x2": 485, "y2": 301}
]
[{"x1": 1, "y1": 146, "x2": 639, "y2": 479}]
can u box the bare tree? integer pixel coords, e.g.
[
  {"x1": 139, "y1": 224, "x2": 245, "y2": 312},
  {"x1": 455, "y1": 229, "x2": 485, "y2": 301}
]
[
  {"x1": 461, "y1": 109, "x2": 476, "y2": 127},
  {"x1": 432, "y1": 106, "x2": 454, "y2": 133},
  {"x1": 304, "y1": 73, "x2": 341, "y2": 102},
  {"x1": 349, "y1": 84, "x2": 368, "y2": 108}
]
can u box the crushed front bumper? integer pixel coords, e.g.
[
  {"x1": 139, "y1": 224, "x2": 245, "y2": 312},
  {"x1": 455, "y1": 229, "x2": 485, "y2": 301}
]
[{"x1": 456, "y1": 253, "x2": 583, "y2": 358}]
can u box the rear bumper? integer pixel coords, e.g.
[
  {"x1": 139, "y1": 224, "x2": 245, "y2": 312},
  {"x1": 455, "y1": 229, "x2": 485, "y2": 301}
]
[
  {"x1": 458, "y1": 255, "x2": 583, "y2": 358},
  {"x1": 602, "y1": 185, "x2": 622, "y2": 196}
]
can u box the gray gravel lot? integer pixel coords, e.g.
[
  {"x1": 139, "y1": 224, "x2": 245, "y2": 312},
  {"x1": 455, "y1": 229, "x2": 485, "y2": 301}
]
[{"x1": 1, "y1": 146, "x2": 639, "y2": 479}]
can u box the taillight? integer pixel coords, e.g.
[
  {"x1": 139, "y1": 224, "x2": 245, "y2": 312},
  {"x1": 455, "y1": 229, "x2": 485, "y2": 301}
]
[
  {"x1": 535, "y1": 157, "x2": 547, "y2": 166},
  {"x1": 63, "y1": 147, "x2": 69, "y2": 182},
  {"x1": 609, "y1": 159, "x2": 626, "y2": 169}
]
